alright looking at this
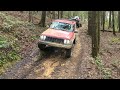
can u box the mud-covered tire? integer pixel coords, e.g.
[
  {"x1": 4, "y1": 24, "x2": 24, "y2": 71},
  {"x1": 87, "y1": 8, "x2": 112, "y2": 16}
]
[
  {"x1": 73, "y1": 39, "x2": 76, "y2": 45},
  {"x1": 76, "y1": 23, "x2": 79, "y2": 28},
  {"x1": 38, "y1": 43, "x2": 46, "y2": 50},
  {"x1": 80, "y1": 23, "x2": 82, "y2": 27},
  {"x1": 65, "y1": 48, "x2": 72, "y2": 58}
]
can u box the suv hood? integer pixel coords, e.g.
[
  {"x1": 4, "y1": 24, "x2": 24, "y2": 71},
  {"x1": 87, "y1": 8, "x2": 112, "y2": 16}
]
[{"x1": 42, "y1": 28, "x2": 73, "y2": 40}]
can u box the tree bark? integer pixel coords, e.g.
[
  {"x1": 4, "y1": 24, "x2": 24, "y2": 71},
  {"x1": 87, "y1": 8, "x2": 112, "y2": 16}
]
[
  {"x1": 112, "y1": 11, "x2": 116, "y2": 36},
  {"x1": 29, "y1": 11, "x2": 33, "y2": 23},
  {"x1": 88, "y1": 11, "x2": 92, "y2": 36},
  {"x1": 108, "y1": 11, "x2": 112, "y2": 29},
  {"x1": 39, "y1": 11, "x2": 46, "y2": 27},
  {"x1": 118, "y1": 11, "x2": 120, "y2": 32},
  {"x1": 91, "y1": 11, "x2": 100, "y2": 58},
  {"x1": 100, "y1": 11, "x2": 103, "y2": 27},
  {"x1": 68, "y1": 11, "x2": 71, "y2": 18},
  {"x1": 58, "y1": 11, "x2": 60, "y2": 19},
  {"x1": 61, "y1": 11, "x2": 63, "y2": 18},
  {"x1": 102, "y1": 11, "x2": 105, "y2": 31},
  {"x1": 52, "y1": 11, "x2": 55, "y2": 19}
]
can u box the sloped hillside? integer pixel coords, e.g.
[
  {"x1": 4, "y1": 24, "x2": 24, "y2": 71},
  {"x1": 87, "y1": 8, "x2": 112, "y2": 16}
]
[{"x1": 0, "y1": 12, "x2": 44, "y2": 74}]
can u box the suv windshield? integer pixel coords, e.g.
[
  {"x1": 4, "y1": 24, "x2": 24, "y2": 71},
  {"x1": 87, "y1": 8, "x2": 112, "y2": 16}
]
[{"x1": 50, "y1": 21, "x2": 73, "y2": 32}]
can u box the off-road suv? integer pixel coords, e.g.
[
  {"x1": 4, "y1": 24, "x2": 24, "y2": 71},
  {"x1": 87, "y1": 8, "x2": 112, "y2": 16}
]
[{"x1": 38, "y1": 19, "x2": 78, "y2": 58}]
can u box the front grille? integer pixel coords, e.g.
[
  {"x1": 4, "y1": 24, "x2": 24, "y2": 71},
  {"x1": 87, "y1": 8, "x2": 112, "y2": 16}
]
[{"x1": 45, "y1": 36, "x2": 64, "y2": 44}]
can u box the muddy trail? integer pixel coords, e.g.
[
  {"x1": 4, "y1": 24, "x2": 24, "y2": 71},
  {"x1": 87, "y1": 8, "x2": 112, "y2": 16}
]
[{"x1": 0, "y1": 24, "x2": 94, "y2": 79}]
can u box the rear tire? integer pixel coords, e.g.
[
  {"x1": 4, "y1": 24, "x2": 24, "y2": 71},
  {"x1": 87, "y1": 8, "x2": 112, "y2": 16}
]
[
  {"x1": 65, "y1": 48, "x2": 72, "y2": 58},
  {"x1": 76, "y1": 23, "x2": 80, "y2": 28},
  {"x1": 38, "y1": 43, "x2": 46, "y2": 50},
  {"x1": 80, "y1": 23, "x2": 82, "y2": 27}
]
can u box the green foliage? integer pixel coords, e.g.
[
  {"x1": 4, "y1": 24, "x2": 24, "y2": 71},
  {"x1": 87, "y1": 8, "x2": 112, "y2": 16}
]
[
  {"x1": 7, "y1": 51, "x2": 21, "y2": 62},
  {"x1": 0, "y1": 35, "x2": 9, "y2": 48},
  {"x1": 0, "y1": 51, "x2": 21, "y2": 67},
  {"x1": 95, "y1": 56, "x2": 112, "y2": 79},
  {"x1": 111, "y1": 37, "x2": 120, "y2": 43},
  {"x1": 31, "y1": 35, "x2": 39, "y2": 41},
  {"x1": 0, "y1": 34, "x2": 21, "y2": 68},
  {"x1": 0, "y1": 12, "x2": 31, "y2": 32},
  {"x1": 110, "y1": 37, "x2": 120, "y2": 44}
]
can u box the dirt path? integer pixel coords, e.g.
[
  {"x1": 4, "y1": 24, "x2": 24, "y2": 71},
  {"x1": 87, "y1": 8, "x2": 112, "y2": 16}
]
[{"x1": 0, "y1": 24, "x2": 97, "y2": 79}]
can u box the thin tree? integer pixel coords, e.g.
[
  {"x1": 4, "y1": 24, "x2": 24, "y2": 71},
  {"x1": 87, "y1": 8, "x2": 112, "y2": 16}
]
[
  {"x1": 100, "y1": 11, "x2": 103, "y2": 27},
  {"x1": 88, "y1": 11, "x2": 92, "y2": 36},
  {"x1": 52, "y1": 11, "x2": 55, "y2": 19},
  {"x1": 118, "y1": 11, "x2": 120, "y2": 32},
  {"x1": 39, "y1": 11, "x2": 46, "y2": 27},
  {"x1": 112, "y1": 11, "x2": 116, "y2": 36},
  {"x1": 58, "y1": 11, "x2": 60, "y2": 19},
  {"x1": 68, "y1": 11, "x2": 71, "y2": 18},
  {"x1": 29, "y1": 11, "x2": 33, "y2": 23},
  {"x1": 60, "y1": 11, "x2": 63, "y2": 18},
  {"x1": 102, "y1": 11, "x2": 105, "y2": 31},
  {"x1": 108, "y1": 11, "x2": 112, "y2": 29},
  {"x1": 98, "y1": 11, "x2": 100, "y2": 50}
]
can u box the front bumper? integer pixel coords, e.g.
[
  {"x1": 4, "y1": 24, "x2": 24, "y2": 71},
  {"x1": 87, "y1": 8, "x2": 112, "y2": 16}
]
[{"x1": 38, "y1": 40, "x2": 72, "y2": 49}]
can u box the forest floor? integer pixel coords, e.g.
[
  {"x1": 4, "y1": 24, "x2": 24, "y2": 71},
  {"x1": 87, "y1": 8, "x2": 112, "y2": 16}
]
[{"x1": 0, "y1": 11, "x2": 120, "y2": 79}]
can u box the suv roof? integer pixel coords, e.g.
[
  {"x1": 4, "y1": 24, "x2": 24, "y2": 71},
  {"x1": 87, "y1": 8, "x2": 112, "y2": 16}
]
[{"x1": 53, "y1": 19, "x2": 76, "y2": 25}]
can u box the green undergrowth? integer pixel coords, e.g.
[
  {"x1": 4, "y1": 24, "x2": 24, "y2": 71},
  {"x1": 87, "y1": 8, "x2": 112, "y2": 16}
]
[
  {"x1": 0, "y1": 12, "x2": 46, "y2": 75},
  {"x1": 110, "y1": 37, "x2": 120, "y2": 44},
  {"x1": 0, "y1": 34, "x2": 21, "y2": 75},
  {"x1": 94, "y1": 56, "x2": 112, "y2": 79},
  {"x1": 0, "y1": 12, "x2": 33, "y2": 33}
]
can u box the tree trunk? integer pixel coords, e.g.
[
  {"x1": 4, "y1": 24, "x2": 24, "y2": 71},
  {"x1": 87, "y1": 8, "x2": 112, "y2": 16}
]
[
  {"x1": 100, "y1": 11, "x2": 103, "y2": 27},
  {"x1": 112, "y1": 11, "x2": 116, "y2": 36},
  {"x1": 52, "y1": 11, "x2": 55, "y2": 19},
  {"x1": 29, "y1": 11, "x2": 33, "y2": 23},
  {"x1": 58, "y1": 11, "x2": 60, "y2": 19},
  {"x1": 103, "y1": 11, "x2": 105, "y2": 31},
  {"x1": 39, "y1": 11, "x2": 46, "y2": 27},
  {"x1": 98, "y1": 11, "x2": 100, "y2": 51},
  {"x1": 108, "y1": 11, "x2": 112, "y2": 29},
  {"x1": 88, "y1": 11, "x2": 92, "y2": 36},
  {"x1": 68, "y1": 11, "x2": 71, "y2": 18},
  {"x1": 91, "y1": 11, "x2": 100, "y2": 58},
  {"x1": 61, "y1": 11, "x2": 63, "y2": 18},
  {"x1": 118, "y1": 11, "x2": 120, "y2": 32}
]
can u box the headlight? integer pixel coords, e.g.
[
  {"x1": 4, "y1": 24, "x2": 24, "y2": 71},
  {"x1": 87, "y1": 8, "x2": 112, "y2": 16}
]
[
  {"x1": 40, "y1": 35, "x2": 46, "y2": 40},
  {"x1": 64, "y1": 39, "x2": 71, "y2": 44}
]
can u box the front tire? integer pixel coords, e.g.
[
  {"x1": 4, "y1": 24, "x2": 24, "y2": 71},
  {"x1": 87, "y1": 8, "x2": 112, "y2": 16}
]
[
  {"x1": 73, "y1": 39, "x2": 76, "y2": 44},
  {"x1": 65, "y1": 48, "x2": 72, "y2": 58},
  {"x1": 38, "y1": 43, "x2": 46, "y2": 50}
]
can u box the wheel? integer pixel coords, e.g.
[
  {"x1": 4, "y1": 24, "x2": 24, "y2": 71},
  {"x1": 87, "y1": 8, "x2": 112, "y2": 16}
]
[
  {"x1": 65, "y1": 48, "x2": 72, "y2": 58},
  {"x1": 73, "y1": 39, "x2": 76, "y2": 44},
  {"x1": 80, "y1": 23, "x2": 82, "y2": 27},
  {"x1": 38, "y1": 43, "x2": 46, "y2": 50}
]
